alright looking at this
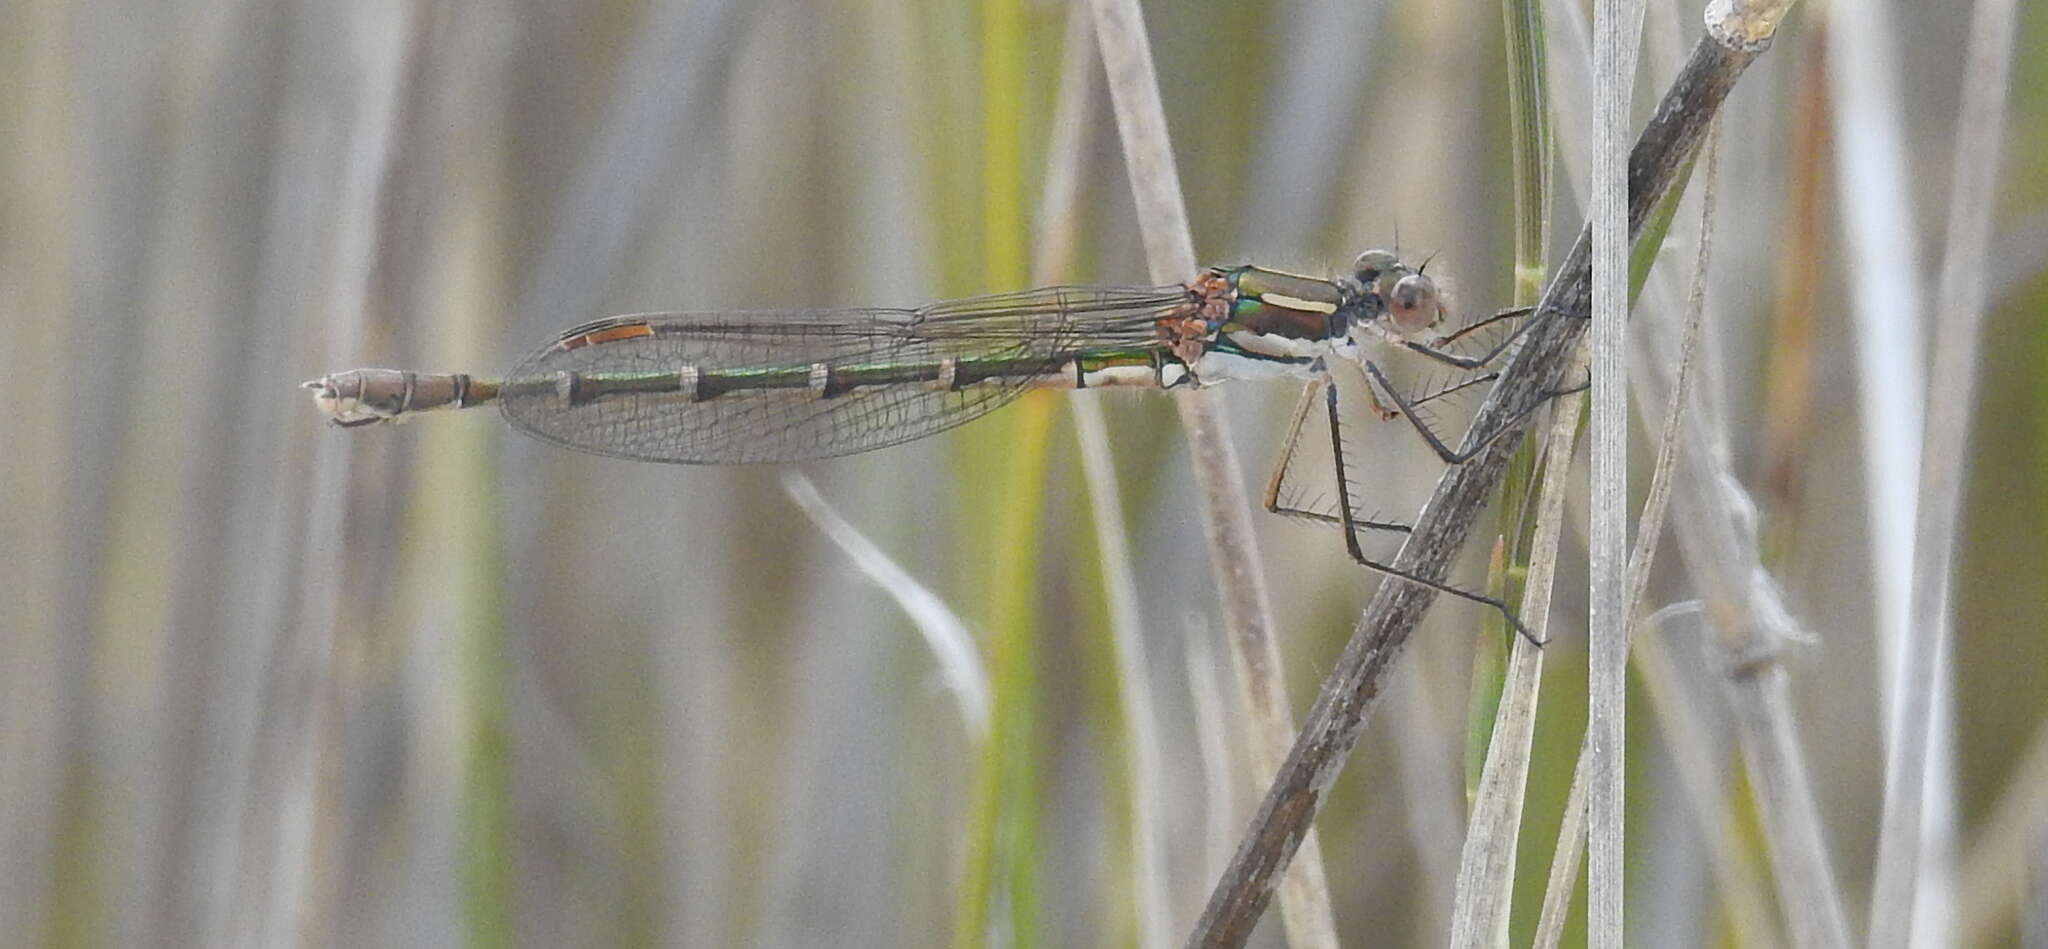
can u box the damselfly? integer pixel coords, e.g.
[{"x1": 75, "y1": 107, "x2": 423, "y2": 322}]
[{"x1": 305, "y1": 250, "x2": 1546, "y2": 629}]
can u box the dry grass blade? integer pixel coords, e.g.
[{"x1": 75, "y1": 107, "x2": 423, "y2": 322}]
[
  {"x1": 1534, "y1": 749, "x2": 1590, "y2": 949},
  {"x1": 1086, "y1": 0, "x2": 1195, "y2": 280},
  {"x1": 1865, "y1": 0, "x2": 2021, "y2": 942},
  {"x1": 1072, "y1": 403, "x2": 1175, "y2": 949},
  {"x1": 1185, "y1": 625, "x2": 1238, "y2": 890},
  {"x1": 1035, "y1": 11, "x2": 1172, "y2": 942},
  {"x1": 1445, "y1": 0, "x2": 1556, "y2": 931},
  {"x1": 1448, "y1": 341, "x2": 1586, "y2": 949},
  {"x1": 1696, "y1": 587, "x2": 1852, "y2": 948},
  {"x1": 1542, "y1": 612, "x2": 1788, "y2": 949},
  {"x1": 1183, "y1": 9, "x2": 1790, "y2": 942},
  {"x1": 1530, "y1": 251, "x2": 1711, "y2": 948},
  {"x1": 1827, "y1": 0, "x2": 1927, "y2": 726},
  {"x1": 1088, "y1": 0, "x2": 1341, "y2": 945},
  {"x1": 1587, "y1": 0, "x2": 1648, "y2": 942},
  {"x1": 1958, "y1": 718, "x2": 2048, "y2": 944},
  {"x1": 1824, "y1": 0, "x2": 1948, "y2": 937},
  {"x1": 1630, "y1": 629, "x2": 1786, "y2": 947},
  {"x1": 781, "y1": 473, "x2": 990, "y2": 739},
  {"x1": 1650, "y1": 90, "x2": 1855, "y2": 949},
  {"x1": 1535, "y1": 127, "x2": 1783, "y2": 949}
]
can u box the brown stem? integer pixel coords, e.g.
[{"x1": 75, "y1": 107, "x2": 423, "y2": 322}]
[{"x1": 1184, "y1": 29, "x2": 1770, "y2": 949}]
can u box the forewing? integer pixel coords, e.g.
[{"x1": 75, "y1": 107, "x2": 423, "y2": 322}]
[{"x1": 499, "y1": 286, "x2": 1181, "y2": 464}]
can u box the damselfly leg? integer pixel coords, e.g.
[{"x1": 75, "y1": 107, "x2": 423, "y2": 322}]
[
  {"x1": 1361, "y1": 357, "x2": 1580, "y2": 466},
  {"x1": 1399, "y1": 303, "x2": 1542, "y2": 370},
  {"x1": 1265, "y1": 301, "x2": 1541, "y2": 527},
  {"x1": 1350, "y1": 303, "x2": 1568, "y2": 466},
  {"x1": 1262, "y1": 377, "x2": 1412, "y2": 535},
  {"x1": 1273, "y1": 365, "x2": 1541, "y2": 645},
  {"x1": 1261, "y1": 297, "x2": 1557, "y2": 645},
  {"x1": 1428, "y1": 303, "x2": 1537, "y2": 351}
]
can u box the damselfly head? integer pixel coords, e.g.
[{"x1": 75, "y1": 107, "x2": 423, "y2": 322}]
[
  {"x1": 1385, "y1": 272, "x2": 1443, "y2": 336},
  {"x1": 1350, "y1": 249, "x2": 1445, "y2": 340}
]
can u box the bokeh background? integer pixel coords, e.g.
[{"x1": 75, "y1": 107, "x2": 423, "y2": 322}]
[{"x1": 4, "y1": 0, "x2": 2046, "y2": 946}]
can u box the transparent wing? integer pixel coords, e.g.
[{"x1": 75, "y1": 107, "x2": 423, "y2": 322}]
[{"x1": 499, "y1": 285, "x2": 1186, "y2": 464}]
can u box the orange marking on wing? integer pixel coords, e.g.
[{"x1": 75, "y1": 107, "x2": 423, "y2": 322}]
[{"x1": 559, "y1": 321, "x2": 656, "y2": 350}]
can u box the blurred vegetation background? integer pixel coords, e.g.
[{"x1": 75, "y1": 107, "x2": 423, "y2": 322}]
[{"x1": 2, "y1": 0, "x2": 2045, "y2": 946}]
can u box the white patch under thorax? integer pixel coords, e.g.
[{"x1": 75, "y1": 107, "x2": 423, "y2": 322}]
[
  {"x1": 1193, "y1": 343, "x2": 1325, "y2": 385},
  {"x1": 1223, "y1": 329, "x2": 1332, "y2": 361},
  {"x1": 1079, "y1": 363, "x2": 1162, "y2": 388}
]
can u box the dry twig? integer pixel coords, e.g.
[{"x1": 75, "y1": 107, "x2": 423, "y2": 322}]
[{"x1": 1185, "y1": 6, "x2": 1793, "y2": 942}]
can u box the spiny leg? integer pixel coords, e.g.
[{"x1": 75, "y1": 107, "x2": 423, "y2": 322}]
[
  {"x1": 1362, "y1": 359, "x2": 1573, "y2": 467},
  {"x1": 1408, "y1": 368, "x2": 1501, "y2": 409},
  {"x1": 1355, "y1": 365, "x2": 1500, "y2": 426},
  {"x1": 1402, "y1": 303, "x2": 1548, "y2": 371},
  {"x1": 1262, "y1": 375, "x2": 1410, "y2": 534},
  {"x1": 1358, "y1": 306, "x2": 1542, "y2": 451},
  {"x1": 1319, "y1": 371, "x2": 1540, "y2": 644},
  {"x1": 1261, "y1": 379, "x2": 1328, "y2": 521},
  {"x1": 1434, "y1": 304, "x2": 1535, "y2": 348}
]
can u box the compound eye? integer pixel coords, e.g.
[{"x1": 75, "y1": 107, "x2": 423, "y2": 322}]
[
  {"x1": 1386, "y1": 273, "x2": 1442, "y2": 336},
  {"x1": 1352, "y1": 249, "x2": 1399, "y2": 283}
]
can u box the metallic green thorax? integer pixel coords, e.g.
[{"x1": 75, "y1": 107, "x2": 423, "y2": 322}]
[{"x1": 1216, "y1": 266, "x2": 1350, "y2": 342}]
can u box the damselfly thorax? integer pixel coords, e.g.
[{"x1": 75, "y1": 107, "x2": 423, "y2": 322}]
[{"x1": 304, "y1": 249, "x2": 1549, "y2": 636}]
